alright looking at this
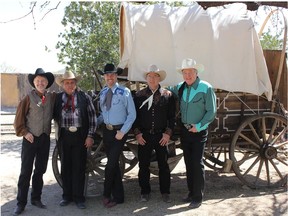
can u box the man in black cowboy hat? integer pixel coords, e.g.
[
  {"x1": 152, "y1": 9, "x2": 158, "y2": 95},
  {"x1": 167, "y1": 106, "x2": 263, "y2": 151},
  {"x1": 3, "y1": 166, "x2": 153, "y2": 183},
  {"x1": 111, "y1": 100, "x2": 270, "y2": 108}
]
[
  {"x1": 97, "y1": 63, "x2": 136, "y2": 208},
  {"x1": 13, "y1": 68, "x2": 55, "y2": 215}
]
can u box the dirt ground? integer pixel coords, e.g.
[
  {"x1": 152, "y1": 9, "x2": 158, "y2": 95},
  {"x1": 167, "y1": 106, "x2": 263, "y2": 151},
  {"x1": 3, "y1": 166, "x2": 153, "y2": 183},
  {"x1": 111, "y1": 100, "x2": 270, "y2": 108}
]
[{"x1": 1, "y1": 134, "x2": 287, "y2": 216}]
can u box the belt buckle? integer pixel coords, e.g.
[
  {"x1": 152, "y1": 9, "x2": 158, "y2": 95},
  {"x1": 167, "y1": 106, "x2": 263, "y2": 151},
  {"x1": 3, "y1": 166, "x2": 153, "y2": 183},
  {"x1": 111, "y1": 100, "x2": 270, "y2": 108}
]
[
  {"x1": 149, "y1": 129, "x2": 154, "y2": 134},
  {"x1": 69, "y1": 126, "x2": 77, "y2": 132},
  {"x1": 106, "y1": 124, "x2": 113, "y2": 130},
  {"x1": 184, "y1": 124, "x2": 192, "y2": 130}
]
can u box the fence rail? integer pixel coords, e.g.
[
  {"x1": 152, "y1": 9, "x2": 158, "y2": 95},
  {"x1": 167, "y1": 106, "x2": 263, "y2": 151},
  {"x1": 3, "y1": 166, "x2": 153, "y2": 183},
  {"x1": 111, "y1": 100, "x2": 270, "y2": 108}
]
[{"x1": 1, "y1": 112, "x2": 55, "y2": 135}]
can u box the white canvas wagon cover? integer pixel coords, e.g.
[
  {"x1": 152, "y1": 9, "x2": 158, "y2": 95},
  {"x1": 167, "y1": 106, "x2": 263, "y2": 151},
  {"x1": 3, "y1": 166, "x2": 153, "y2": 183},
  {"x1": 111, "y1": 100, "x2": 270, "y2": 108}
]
[{"x1": 119, "y1": 2, "x2": 272, "y2": 100}]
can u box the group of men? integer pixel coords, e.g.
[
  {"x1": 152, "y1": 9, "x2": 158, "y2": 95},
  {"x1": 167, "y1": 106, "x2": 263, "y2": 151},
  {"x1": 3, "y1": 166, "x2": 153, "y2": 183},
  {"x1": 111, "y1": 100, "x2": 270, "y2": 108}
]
[{"x1": 12, "y1": 58, "x2": 216, "y2": 215}]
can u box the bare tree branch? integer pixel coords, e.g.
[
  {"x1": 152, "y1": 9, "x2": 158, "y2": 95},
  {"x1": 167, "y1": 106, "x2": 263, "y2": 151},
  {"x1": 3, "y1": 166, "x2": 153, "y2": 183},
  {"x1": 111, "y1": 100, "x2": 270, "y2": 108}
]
[
  {"x1": 0, "y1": 1, "x2": 61, "y2": 30},
  {"x1": 0, "y1": 2, "x2": 37, "y2": 24},
  {"x1": 40, "y1": 2, "x2": 61, "y2": 21}
]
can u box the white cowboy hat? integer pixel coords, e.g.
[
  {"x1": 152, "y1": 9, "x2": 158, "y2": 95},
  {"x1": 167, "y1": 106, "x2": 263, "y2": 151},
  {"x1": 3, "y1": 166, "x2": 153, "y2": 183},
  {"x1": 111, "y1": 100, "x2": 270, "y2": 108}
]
[
  {"x1": 55, "y1": 71, "x2": 81, "y2": 86},
  {"x1": 143, "y1": 64, "x2": 166, "y2": 82},
  {"x1": 177, "y1": 58, "x2": 204, "y2": 73}
]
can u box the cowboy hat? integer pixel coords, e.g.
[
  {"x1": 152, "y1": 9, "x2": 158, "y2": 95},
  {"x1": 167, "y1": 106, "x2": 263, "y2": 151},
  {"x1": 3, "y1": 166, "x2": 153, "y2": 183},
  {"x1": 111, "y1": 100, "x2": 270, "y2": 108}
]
[
  {"x1": 143, "y1": 64, "x2": 166, "y2": 82},
  {"x1": 97, "y1": 63, "x2": 123, "y2": 75},
  {"x1": 177, "y1": 58, "x2": 204, "y2": 73},
  {"x1": 55, "y1": 71, "x2": 81, "y2": 86},
  {"x1": 28, "y1": 68, "x2": 54, "y2": 89}
]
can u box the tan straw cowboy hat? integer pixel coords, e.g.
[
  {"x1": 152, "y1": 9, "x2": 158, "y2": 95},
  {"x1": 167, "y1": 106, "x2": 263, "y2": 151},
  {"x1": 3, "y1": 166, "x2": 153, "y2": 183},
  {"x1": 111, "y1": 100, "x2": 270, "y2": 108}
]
[{"x1": 55, "y1": 71, "x2": 81, "y2": 86}]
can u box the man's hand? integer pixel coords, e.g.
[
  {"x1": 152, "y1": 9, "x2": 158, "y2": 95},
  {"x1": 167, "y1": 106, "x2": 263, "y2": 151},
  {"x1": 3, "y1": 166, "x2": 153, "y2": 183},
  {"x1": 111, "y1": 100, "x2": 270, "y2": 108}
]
[
  {"x1": 159, "y1": 133, "x2": 170, "y2": 146},
  {"x1": 162, "y1": 89, "x2": 172, "y2": 97},
  {"x1": 84, "y1": 137, "x2": 94, "y2": 148},
  {"x1": 189, "y1": 124, "x2": 198, "y2": 133},
  {"x1": 24, "y1": 132, "x2": 34, "y2": 143},
  {"x1": 115, "y1": 130, "x2": 125, "y2": 140},
  {"x1": 136, "y1": 133, "x2": 146, "y2": 145}
]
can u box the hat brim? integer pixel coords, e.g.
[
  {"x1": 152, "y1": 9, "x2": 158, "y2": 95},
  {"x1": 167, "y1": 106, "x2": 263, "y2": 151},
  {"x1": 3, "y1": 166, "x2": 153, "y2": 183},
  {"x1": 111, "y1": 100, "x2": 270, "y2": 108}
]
[
  {"x1": 97, "y1": 67, "x2": 123, "y2": 76},
  {"x1": 177, "y1": 64, "x2": 205, "y2": 73},
  {"x1": 28, "y1": 72, "x2": 55, "y2": 89},
  {"x1": 55, "y1": 76, "x2": 81, "y2": 86},
  {"x1": 143, "y1": 70, "x2": 166, "y2": 82}
]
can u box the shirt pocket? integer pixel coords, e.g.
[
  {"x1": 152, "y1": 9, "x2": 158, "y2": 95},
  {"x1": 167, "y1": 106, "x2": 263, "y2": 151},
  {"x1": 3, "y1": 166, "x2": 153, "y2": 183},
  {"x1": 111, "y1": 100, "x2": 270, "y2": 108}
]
[
  {"x1": 192, "y1": 95, "x2": 204, "y2": 104},
  {"x1": 112, "y1": 95, "x2": 121, "y2": 105}
]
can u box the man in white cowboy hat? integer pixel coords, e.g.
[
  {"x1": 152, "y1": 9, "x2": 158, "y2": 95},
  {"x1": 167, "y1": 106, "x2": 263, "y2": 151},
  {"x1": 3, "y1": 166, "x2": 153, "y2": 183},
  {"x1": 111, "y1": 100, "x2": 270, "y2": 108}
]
[
  {"x1": 97, "y1": 63, "x2": 136, "y2": 208},
  {"x1": 133, "y1": 64, "x2": 176, "y2": 203},
  {"x1": 13, "y1": 68, "x2": 55, "y2": 215},
  {"x1": 53, "y1": 70, "x2": 97, "y2": 209},
  {"x1": 170, "y1": 58, "x2": 216, "y2": 209}
]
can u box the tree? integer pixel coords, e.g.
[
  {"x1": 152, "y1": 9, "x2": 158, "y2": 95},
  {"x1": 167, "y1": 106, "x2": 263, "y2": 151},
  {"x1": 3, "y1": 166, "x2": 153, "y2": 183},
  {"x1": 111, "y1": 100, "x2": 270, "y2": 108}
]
[
  {"x1": 257, "y1": 6, "x2": 287, "y2": 51},
  {"x1": 56, "y1": 2, "x2": 121, "y2": 91}
]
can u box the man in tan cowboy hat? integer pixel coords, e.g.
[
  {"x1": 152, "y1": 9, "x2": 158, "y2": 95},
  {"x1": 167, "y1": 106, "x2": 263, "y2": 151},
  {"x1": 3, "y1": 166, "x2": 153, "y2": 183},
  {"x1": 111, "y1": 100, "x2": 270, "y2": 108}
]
[
  {"x1": 133, "y1": 64, "x2": 176, "y2": 203},
  {"x1": 169, "y1": 58, "x2": 216, "y2": 209},
  {"x1": 54, "y1": 70, "x2": 97, "y2": 209},
  {"x1": 13, "y1": 68, "x2": 55, "y2": 215}
]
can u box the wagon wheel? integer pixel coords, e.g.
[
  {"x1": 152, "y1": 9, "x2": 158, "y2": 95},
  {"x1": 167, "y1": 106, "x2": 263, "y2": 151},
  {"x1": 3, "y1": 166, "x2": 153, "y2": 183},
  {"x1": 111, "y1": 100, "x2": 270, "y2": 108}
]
[
  {"x1": 230, "y1": 113, "x2": 287, "y2": 189},
  {"x1": 203, "y1": 128, "x2": 228, "y2": 171},
  {"x1": 52, "y1": 145, "x2": 62, "y2": 187},
  {"x1": 203, "y1": 138, "x2": 228, "y2": 171},
  {"x1": 87, "y1": 140, "x2": 125, "y2": 177},
  {"x1": 123, "y1": 139, "x2": 139, "y2": 173},
  {"x1": 52, "y1": 141, "x2": 126, "y2": 189}
]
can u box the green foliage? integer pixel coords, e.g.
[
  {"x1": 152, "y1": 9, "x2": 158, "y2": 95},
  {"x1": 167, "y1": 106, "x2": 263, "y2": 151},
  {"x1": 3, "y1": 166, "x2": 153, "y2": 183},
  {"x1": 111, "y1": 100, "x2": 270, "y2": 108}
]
[
  {"x1": 56, "y1": 2, "x2": 121, "y2": 90},
  {"x1": 258, "y1": 6, "x2": 286, "y2": 51},
  {"x1": 260, "y1": 30, "x2": 284, "y2": 50}
]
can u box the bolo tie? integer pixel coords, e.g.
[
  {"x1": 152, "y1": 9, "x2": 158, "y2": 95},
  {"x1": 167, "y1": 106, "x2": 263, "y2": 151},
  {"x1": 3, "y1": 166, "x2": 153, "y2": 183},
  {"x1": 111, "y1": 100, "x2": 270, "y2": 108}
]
[
  {"x1": 139, "y1": 89, "x2": 157, "y2": 110},
  {"x1": 64, "y1": 94, "x2": 75, "y2": 112}
]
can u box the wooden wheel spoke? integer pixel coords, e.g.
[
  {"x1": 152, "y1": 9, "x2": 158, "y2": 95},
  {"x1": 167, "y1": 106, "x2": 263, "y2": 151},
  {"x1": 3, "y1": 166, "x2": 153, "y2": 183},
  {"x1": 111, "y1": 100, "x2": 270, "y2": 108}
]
[
  {"x1": 235, "y1": 145, "x2": 259, "y2": 154},
  {"x1": 267, "y1": 118, "x2": 278, "y2": 143},
  {"x1": 271, "y1": 128, "x2": 287, "y2": 145},
  {"x1": 261, "y1": 117, "x2": 267, "y2": 143},
  {"x1": 269, "y1": 159, "x2": 284, "y2": 180},
  {"x1": 273, "y1": 140, "x2": 288, "y2": 149},
  {"x1": 243, "y1": 156, "x2": 261, "y2": 177},
  {"x1": 275, "y1": 157, "x2": 288, "y2": 166},
  {"x1": 248, "y1": 123, "x2": 262, "y2": 145},
  {"x1": 254, "y1": 159, "x2": 264, "y2": 185},
  {"x1": 265, "y1": 160, "x2": 270, "y2": 186},
  {"x1": 216, "y1": 147, "x2": 223, "y2": 160},
  {"x1": 236, "y1": 152, "x2": 257, "y2": 167},
  {"x1": 239, "y1": 133, "x2": 260, "y2": 149}
]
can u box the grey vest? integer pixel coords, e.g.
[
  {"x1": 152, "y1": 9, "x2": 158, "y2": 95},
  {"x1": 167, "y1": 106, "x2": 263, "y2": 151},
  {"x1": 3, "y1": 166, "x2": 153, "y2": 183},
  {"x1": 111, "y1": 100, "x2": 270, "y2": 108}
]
[{"x1": 26, "y1": 90, "x2": 54, "y2": 136}]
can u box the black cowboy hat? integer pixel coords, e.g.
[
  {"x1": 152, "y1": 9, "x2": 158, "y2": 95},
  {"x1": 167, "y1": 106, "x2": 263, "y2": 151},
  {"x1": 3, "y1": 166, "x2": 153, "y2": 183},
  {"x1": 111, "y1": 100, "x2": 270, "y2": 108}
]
[
  {"x1": 97, "y1": 63, "x2": 123, "y2": 75},
  {"x1": 28, "y1": 68, "x2": 55, "y2": 89}
]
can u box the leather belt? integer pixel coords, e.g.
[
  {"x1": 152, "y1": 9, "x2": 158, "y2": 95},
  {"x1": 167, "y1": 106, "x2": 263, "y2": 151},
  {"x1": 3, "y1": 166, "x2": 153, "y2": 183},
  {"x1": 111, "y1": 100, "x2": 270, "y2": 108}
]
[
  {"x1": 183, "y1": 123, "x2": 193, "y2": 130},
  {"x1": 105, "y1": 124, "x2": 123, "y2": 130},
  {"x1": 143, "y1": 128, "x2": 165, "y2": 135}
]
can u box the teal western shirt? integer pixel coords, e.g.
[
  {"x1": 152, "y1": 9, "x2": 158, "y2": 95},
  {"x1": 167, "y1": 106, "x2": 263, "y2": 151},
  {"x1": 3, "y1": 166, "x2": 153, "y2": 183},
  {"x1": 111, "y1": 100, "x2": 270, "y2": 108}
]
[{"x1": 169, "y1": 77, "x2": 216, "y2": 132}]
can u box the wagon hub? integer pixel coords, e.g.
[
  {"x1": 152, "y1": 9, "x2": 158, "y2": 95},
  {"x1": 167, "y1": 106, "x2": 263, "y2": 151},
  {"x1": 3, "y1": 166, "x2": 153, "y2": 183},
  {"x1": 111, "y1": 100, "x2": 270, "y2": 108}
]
[{"x1": 261, "y1": 145, "x2": 277, "y2": 160}]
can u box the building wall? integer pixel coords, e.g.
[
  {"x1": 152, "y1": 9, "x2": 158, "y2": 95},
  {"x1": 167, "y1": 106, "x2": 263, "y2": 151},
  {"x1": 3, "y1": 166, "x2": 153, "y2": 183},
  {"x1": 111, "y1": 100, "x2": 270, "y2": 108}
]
[
  {"x1": 1, "y1": 74, "x2": 19, "y2": 107},
  {"x1": 1, "y1": 73, "x2": 61, "y2": 109}
]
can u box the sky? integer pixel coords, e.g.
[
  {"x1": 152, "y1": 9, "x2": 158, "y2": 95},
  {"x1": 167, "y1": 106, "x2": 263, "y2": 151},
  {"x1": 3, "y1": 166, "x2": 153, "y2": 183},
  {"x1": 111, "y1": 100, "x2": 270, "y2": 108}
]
[{"x1": 0, "y1": 1, "x2": 70, "y2": 74}]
